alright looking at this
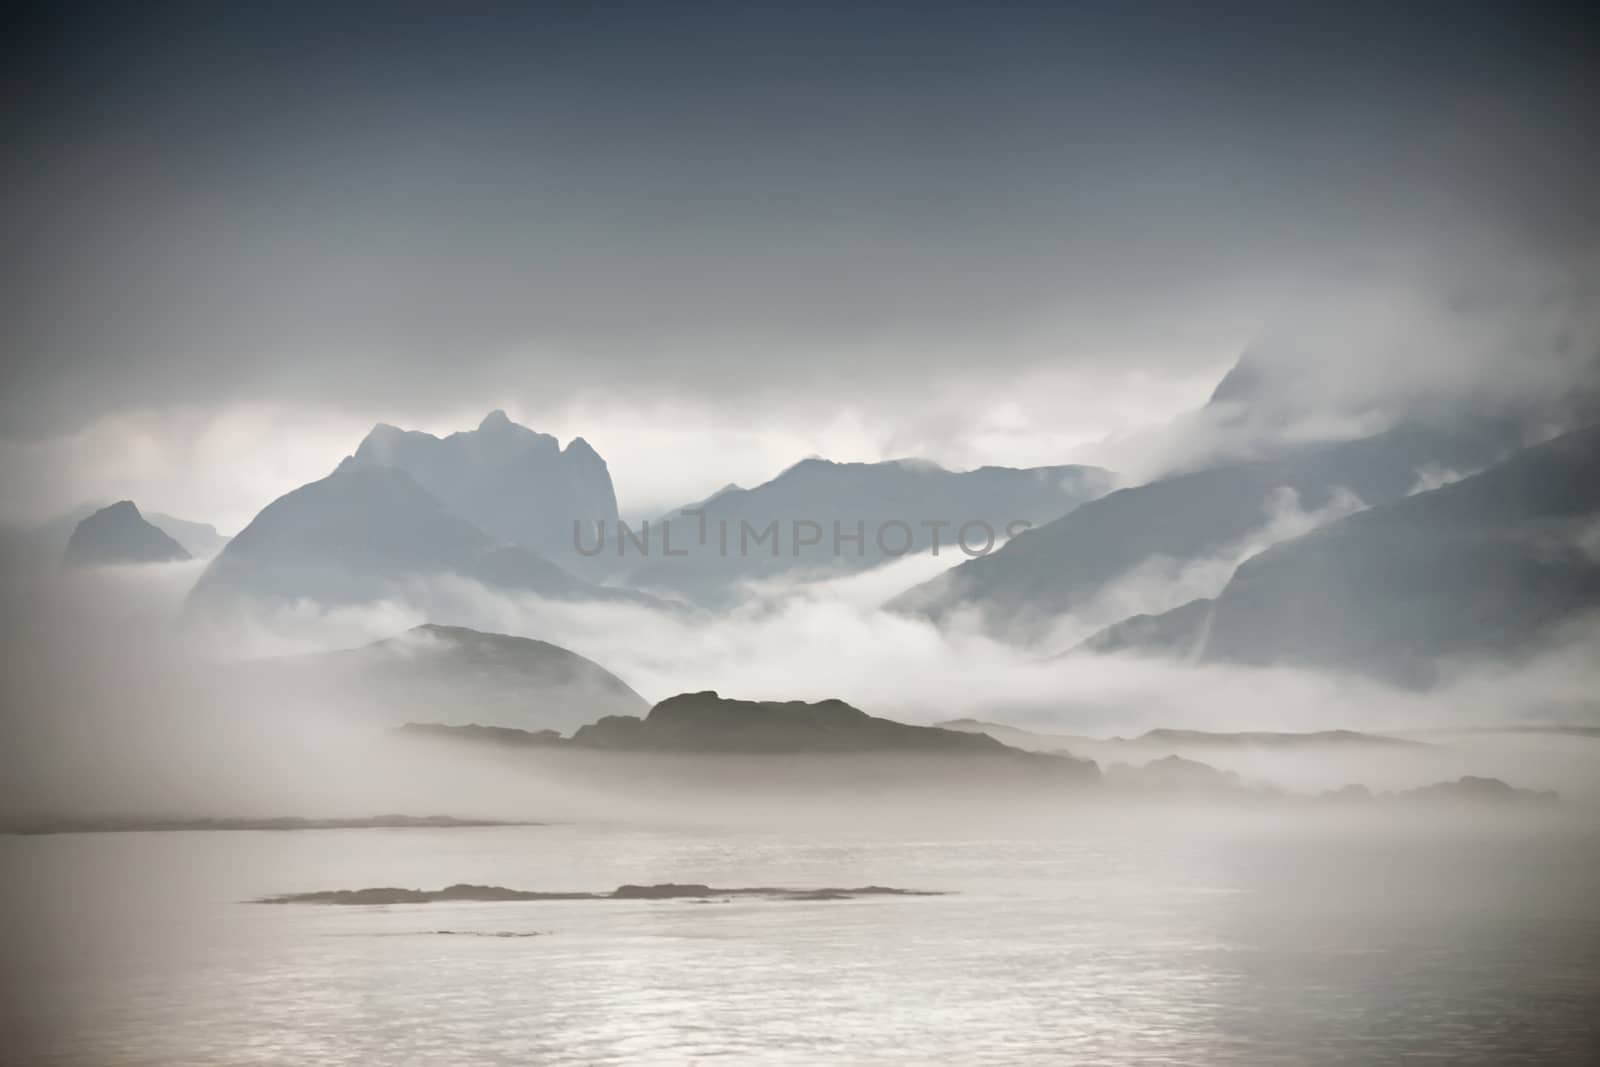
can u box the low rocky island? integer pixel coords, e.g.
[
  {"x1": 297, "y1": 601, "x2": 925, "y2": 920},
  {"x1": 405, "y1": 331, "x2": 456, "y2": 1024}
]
[
  {"x1": 569, "y1": 691, "x2": 1023, "y2": 754},
  {"x1": 257, "y1": 883, "x2": 947, "y2": 905},
  {"x1": 395, "y1": 690, "x2": 1104, "y2": 794}
]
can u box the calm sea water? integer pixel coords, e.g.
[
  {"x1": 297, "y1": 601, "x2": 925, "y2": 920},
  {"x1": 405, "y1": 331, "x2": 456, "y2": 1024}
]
[{"x1": 3, "y1": 812, "x2": 1598, "y2": 1065}]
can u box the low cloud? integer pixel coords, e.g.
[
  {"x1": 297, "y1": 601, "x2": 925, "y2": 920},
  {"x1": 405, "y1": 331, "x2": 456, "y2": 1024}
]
[{"x1": 4, "y1": 547, "x2": 1599, "y2": 821}]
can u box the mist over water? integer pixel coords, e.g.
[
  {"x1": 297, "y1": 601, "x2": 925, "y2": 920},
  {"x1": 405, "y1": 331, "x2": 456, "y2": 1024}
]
[{"x1": 5, "y1": 1, "x2": 1600, "y2": 1063}]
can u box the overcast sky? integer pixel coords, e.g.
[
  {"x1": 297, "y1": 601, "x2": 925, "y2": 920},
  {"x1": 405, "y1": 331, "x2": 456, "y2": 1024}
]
[{"x1": 3, "y1": 1, "x2": 1595, "y2": 528}]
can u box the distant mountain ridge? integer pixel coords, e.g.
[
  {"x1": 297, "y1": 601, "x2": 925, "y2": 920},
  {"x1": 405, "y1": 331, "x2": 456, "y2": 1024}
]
[
  {"x1": 28, "y1": 501, "x2": 224, "y2": 561},
  {"x1": 143, "y1": 513, "x2": 229, "y2": 558},
  {"x1": 627, "y1": 457, "x2": 1113, "y2": 604},
  {"x1": 935, "y1": 719, "x2": 1418, "y2": 757},
  {"x1": 891, "y1": 418, "x2": 1519, "y2": 638},
  {"x1": 188, "y1": 406, "x2": 1118, "y2": 615}
]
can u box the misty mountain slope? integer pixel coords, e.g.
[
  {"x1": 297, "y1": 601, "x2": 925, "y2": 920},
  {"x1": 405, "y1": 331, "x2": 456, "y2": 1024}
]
[
  {"x1": 62, "y1": 501, "x2": 192, "y2": 567},
  {"x1": 1069, "y1": 597, "x2": 1215, "y2": 659},
  {"x1": 625, "y1": 458, "x2": 1113, "y2": 604},
  {"x1": 341, "y1": 410, "x2": 619, "y2": 573},
  {"x1": 890, "y1": 419, "x2": 1516, "y2": 638},
  {"x1": 263, "y1": 623, "x2": 648, "y2": 733},
  {"x1": 186, "y1": 464, "x2": 649, "y2": 614},
  {"x1": 1095, "y1": 424, "x2": 1600, "y2": 685},
  {"x1": 1206, "y1": 351, "x2": 1280, "y2": 408},
  {"x1": 144, "y1": 513, "x2": 229, "y2": 558}
]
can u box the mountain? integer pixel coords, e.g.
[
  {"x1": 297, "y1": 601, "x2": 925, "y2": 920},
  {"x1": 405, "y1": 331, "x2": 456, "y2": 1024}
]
[
  {"x1": 262, "y1": 624, "x2": 648, "y2": 733},
  {"x1": 186, "y1": 464, "x2": 648, "y2": 615},
  {"x1": 29, "y1": 502, "x2": 227, "y2": 559},
  {"x1": 144, "y1": 513, "x2": 229, "y2": 558},
  {"x1": 1206, "y1": 351, "x2": 1280, "y2": 408},
  {"x1": 891, "y1": 419, "x2": 1517, "y2": 639},
  {"x1": 341, "y1": 410, "x2": 618, "y2": 572},
  {"x1": 570, "y1": 691, "x2": 1095, "y2": 777},
  {"x1": 62, "y1": 501, "x2": 191, "y2": 567},
  {"x1": 625, "y1": 458, "x2": 1114, "y2": 604},
  {"x1": 1068, "y1": 597, "x2": 1215, "y2": 659},
  {"x1": 1086, "y1": 424, "x2": 1600, "y2": 684}
]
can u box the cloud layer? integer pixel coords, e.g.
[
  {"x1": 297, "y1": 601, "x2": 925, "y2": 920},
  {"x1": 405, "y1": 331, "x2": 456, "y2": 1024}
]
[{"x1": 3, "y1": 3, "x2": 1596, "y2": 526}]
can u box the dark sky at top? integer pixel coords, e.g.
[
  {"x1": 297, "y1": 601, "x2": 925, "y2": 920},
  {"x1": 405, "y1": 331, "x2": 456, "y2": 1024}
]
[{"x1": 1, "y1": 1, "x2": 1595, "y2": 519}]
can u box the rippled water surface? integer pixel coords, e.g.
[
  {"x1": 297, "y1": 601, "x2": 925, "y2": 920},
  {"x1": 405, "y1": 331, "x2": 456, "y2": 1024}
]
[{"x1": 3, "y1": 814, "x2": 1598, "y2": 1065}]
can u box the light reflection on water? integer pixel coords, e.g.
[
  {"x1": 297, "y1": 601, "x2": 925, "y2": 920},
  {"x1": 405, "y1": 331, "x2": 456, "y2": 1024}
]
[{"x1": 2, "y1": 814, "x2": 1598, "y2": 1065}]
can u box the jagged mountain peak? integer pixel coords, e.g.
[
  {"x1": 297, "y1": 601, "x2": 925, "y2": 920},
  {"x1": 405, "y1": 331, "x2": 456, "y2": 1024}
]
[{"x1": 340, "y1": 412, "x2": 619, "y2": 566}]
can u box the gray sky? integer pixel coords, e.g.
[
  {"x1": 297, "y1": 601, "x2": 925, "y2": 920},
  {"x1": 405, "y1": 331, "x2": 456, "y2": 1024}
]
[{"x1": 3, "y1": 1, "x2": 1595, "y2": 527}]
